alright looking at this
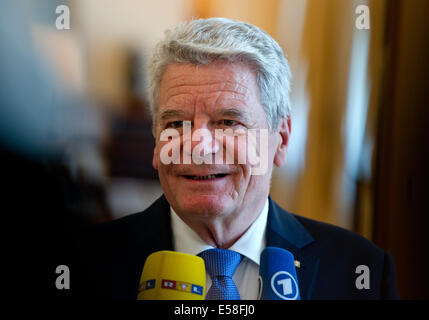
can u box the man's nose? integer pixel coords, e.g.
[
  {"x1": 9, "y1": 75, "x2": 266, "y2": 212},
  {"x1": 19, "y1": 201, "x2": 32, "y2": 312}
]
[{"x1": 183, "y1": 120, "x2": 220, "y2": 157}]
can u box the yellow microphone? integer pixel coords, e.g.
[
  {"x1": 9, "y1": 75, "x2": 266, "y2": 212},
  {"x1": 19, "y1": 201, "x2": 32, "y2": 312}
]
[{"x1": 137, "y1": 250, "x2": 206, "y2": 300}]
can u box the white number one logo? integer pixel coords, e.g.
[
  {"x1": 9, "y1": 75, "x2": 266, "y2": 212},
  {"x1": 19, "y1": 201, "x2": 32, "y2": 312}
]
[{"x1": 277, "y1": 278, "x2": 292, "y2": 295}]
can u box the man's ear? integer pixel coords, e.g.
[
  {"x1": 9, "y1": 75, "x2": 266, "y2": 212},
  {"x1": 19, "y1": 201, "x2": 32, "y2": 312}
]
[{"x1": 273, "y1": 117, "x2": 292, "y2": 167}]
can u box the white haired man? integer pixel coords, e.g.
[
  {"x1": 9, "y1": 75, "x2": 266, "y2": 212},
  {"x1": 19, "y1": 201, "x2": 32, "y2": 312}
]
[{"x1": 75, "y1": 18, "x2": 398, "y2": 300}]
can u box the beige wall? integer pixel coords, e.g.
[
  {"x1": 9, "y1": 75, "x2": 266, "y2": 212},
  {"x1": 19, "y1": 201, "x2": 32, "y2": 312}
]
[
  {"x1": 193, "y1": 0, "x2": 280, "y2": 37},
  {"x1": 70, "y1": 0, "x2": 193, "y2": 110}
]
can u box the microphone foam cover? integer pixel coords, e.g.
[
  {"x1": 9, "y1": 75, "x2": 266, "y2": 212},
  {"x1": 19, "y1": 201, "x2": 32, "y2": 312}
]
[
  {"x1": 138, "y1": 250, "x2": 206, "y2": 300},
  {"x1": 258, "y1": 247, "x2": 301, "y2": 300}
]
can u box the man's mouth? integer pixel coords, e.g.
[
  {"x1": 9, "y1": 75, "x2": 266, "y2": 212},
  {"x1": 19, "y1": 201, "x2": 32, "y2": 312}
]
[{"x1": 183, "y1": 173, "x2": 228, "y2": 180}]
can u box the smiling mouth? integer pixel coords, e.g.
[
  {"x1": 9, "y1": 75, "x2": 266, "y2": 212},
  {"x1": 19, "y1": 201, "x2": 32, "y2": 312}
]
[{"x1": 183, "y1": 174, "x2": 228, "y2": 180}]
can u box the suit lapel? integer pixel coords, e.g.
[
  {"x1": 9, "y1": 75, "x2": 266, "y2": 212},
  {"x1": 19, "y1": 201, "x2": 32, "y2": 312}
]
[
  {"x1": 266, "y1": 197, "x2": 320, "y2": 300},
  {"x1": 136, "y1": 194, "x2": 174, "y2": 253}
]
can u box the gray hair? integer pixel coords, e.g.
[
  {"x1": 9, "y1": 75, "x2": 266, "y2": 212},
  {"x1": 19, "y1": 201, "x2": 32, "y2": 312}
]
[{"x1": 148, "y1": 17, "x2": 292, "y2": 134}]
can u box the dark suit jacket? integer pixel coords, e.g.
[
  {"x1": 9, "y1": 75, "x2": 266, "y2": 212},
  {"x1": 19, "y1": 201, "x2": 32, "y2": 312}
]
[{"x1": 73, "y1": 194, "x2": 399, "y2": 299}]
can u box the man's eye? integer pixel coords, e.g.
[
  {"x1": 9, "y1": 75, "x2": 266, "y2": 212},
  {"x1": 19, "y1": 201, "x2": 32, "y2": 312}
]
[
  {"x1": 220, "y1": 119, "x2": 238, "y2": 127},
  {"x1": 167, "y1": 121, "x2": 184, "y2": 128}
]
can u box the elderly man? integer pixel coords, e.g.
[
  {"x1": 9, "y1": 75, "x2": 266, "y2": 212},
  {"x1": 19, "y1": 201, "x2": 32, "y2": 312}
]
[{"x1": 75, "y1": 18, "x2": 398, "y2": 300}]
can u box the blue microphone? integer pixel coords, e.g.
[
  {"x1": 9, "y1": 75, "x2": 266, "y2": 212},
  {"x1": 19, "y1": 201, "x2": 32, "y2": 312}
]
[{"x1": 258, "y1": 247, "x2": 301, "y2": 300}]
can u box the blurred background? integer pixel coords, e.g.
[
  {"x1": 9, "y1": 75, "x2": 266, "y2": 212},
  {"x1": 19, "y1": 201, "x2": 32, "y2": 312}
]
[{"x1": 1, "y1": 0, "x2": 427, "y2": 299}]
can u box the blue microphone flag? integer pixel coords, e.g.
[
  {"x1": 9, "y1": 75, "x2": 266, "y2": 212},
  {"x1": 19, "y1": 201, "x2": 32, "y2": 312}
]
[{"x1": 258, "y1": 247, "x2": 301, "y2": 300}]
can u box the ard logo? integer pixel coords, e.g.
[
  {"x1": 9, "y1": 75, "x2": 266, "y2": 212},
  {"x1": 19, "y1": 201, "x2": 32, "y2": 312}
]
[{"x1": 271, "y1": 271, "x2": 299, "y2": 300}]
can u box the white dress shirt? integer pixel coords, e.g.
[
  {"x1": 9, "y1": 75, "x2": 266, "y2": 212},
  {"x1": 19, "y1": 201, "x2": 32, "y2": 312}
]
[{"x1": 170, "y1": 199, "x2": 269, "y2": 300}]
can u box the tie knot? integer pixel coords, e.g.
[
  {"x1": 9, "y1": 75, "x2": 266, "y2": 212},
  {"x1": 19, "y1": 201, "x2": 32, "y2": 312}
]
[{"x1": 198, "y1": 249, "x2": 243, "y2": 278}]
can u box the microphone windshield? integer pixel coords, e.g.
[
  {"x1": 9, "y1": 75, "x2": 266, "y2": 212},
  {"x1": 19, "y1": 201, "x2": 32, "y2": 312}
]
[
  {"x1": 258, "y1": 247, "x2": 301, "y2": 300},
  {"x1": 137, "y1": 250, "x2": 206, "y2": 300}
]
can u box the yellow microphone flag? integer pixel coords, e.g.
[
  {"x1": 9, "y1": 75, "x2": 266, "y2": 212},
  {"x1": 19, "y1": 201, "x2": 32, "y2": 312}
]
[{"x1": 137, "y1": 250, "x2": 206, "y2": 300}]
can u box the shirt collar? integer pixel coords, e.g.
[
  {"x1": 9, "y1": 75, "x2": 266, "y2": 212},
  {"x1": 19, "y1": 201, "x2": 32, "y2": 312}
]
[{"x1": 170, "y1": 199, "x2": 269, "y2": 265}]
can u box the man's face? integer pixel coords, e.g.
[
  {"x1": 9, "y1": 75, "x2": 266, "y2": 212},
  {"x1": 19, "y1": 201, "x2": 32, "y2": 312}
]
[{"x1": 152, "y1": 61, "x2": 290, "y2": 222}]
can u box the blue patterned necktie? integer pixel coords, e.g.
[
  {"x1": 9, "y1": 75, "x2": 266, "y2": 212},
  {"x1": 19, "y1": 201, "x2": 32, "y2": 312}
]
[{"x1": 198, "y1": 248, "x2": 243, "y2": 300}]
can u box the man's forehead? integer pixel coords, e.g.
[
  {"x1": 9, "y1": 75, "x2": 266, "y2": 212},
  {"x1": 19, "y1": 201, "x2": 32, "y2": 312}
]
[
  {"x1": 158, "y1": 64, "x2": 262, "y2": 116},
  {"x1": 159, "y1": 62, "x2": 257, "y2": 96}
]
